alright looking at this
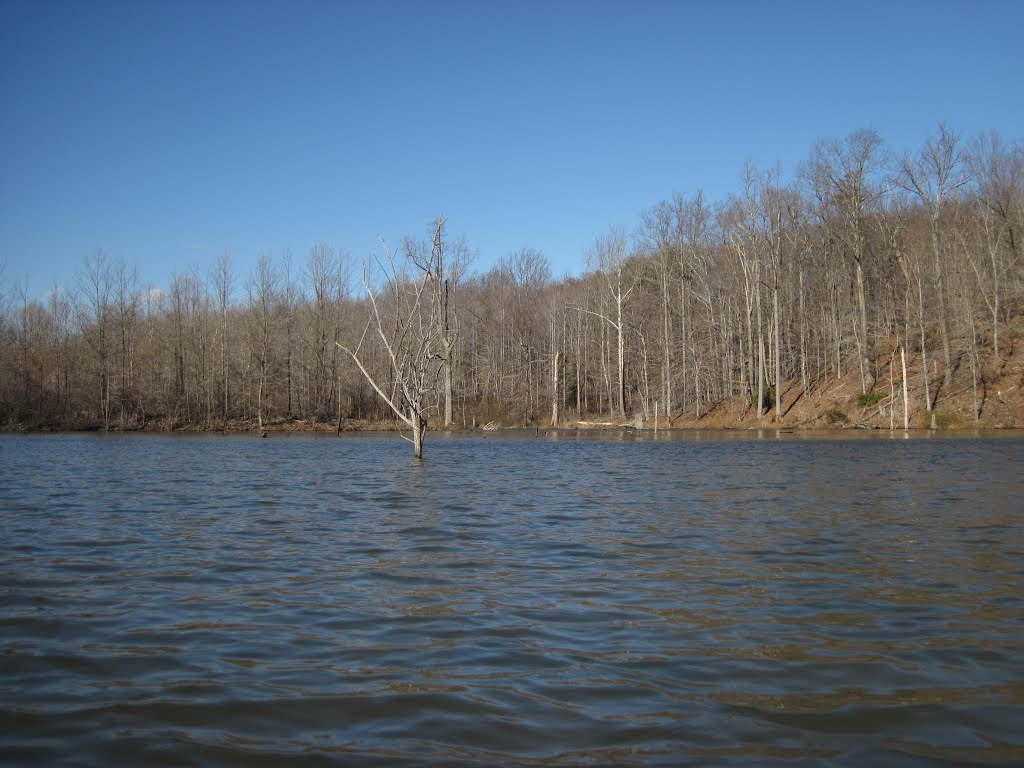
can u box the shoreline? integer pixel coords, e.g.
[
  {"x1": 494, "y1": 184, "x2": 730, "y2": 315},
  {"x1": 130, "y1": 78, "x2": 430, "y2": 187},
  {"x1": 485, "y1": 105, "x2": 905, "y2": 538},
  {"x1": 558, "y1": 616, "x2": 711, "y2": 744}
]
[
  {"x1": 4, "y1": 419, "x2": 1021, "y2": 435},
  {"x1": 6, "y1": 376, "x2": 1023, "y2": 436}
]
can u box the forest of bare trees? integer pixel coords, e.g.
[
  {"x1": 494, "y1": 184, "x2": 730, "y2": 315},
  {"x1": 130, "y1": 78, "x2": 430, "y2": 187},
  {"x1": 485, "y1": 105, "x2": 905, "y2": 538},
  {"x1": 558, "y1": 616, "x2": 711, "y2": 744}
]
[{"x1": 2, "y1": 126, "x2": 1022, "y2": 436}]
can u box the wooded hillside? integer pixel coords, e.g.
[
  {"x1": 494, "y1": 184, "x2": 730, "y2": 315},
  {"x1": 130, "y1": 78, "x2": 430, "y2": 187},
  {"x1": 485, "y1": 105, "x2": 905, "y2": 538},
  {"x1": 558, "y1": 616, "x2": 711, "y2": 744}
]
[{"x1": 3, "y1": 126, "x2": 1022, "y2": 432}]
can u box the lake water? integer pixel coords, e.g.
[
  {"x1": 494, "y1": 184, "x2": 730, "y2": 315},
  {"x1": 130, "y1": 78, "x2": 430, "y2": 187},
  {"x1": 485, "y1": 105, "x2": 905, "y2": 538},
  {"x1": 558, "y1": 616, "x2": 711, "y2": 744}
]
[{"x1": 1, "y1": 430, "x2": 1023, "y2": 766}]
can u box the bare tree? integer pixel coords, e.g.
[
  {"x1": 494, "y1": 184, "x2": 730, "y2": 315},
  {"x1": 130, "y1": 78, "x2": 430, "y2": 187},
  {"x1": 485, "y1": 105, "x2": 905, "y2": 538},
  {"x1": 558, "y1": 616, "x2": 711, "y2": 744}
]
[
  {"x1": 48, "y1": 282, "x2": 75, "y2": 425},
  {"x1": 806, "y1": 129, "x2": 887, "y2": 393},
  {"x1": 282, "y1": 250, "x2": 297, "y2": 418},
  {"x1": 724, "y1": 166, "x2": 770, "y2": 419},
  {"x1": 305, "y1": 242, "x2": 346, "y2": 421},
  {"x1": 500, "y1": 247, "x2": 552, "y2": 422},
  {"x1": 168, "y1": 272, "x2": 189, "y2": 417},
  {"x1": 969, "y1": 132, "x2": 1022, "y2": 366},
  {"x1": 898, "y1": 123, "x2": 971, "y2": 387},
  {"x1": 400, "y1": 219, "x2": 473, "y2": 428},
  {"x1": 759, "y1": 175, "x2": 792, "y2": 419},
  {"x1": 583, "y1": 229, "x2": 638, "y2": 419},
  {"x1": 425, "y1": 219, "x2": 471, "y2": 428},
  {"x1": 113, "y1": 257, "x2": 140, "y2": 427},
  {"x1": 433, "y1": 220, "x2": 456, "y2": 429},
  {"x1": 639, "y1": 199, "x2": 677, "y2": 423},
  {"x1": 339, "y1": 218, "x2": 447, "y2": 458},
  {"x1": 76, "y1": 249, "x2": 114, "y2": 430},
  {"x1": 212, "y1": 251, "x2": 233, "y2": 420},
  {"x1": 246, "y1": 252, "x2": 279, "y2": 432}
]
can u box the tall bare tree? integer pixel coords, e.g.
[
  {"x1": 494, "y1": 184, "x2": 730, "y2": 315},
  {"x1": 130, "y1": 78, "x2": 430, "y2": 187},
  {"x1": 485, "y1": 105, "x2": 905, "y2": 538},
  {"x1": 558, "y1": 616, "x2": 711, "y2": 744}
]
[
  {"x1": 212, "y1": 251, "x2": 233, "y2": 420},
  {"x1": 305, "y1": 242, "x2": 346, "y2": 421},
  {"x1": 969, "y1": 132, "x2": 1022, "y2": 365},
  {"x1": 584, "y1": 229, "x2": 637, "y2": 419},
  {"x1": 807, "y1": 128, "x2": 886, "y2": 393},
  {"x1": 113, "y1": 257, "x2": 140, "y2": 427},
  {"x1": 339, "y1": 218, "x2": 447, "y2": 458},
  {"x1": 246, "y1": 252, "x2": 279, "y2": 432},
  {"x1": 898, "y1": 123, "x2": 971, "y2": 387},
  {"x1": 76, "y1": 249, "x2": 113, "y2": 430}
]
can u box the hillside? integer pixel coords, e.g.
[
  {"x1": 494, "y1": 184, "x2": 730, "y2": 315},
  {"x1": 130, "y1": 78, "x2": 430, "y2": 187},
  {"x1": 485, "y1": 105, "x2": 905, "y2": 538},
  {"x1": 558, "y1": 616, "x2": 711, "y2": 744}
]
[{"x1": 669, "y1": 326, "x2": 1024, "y2": 432}]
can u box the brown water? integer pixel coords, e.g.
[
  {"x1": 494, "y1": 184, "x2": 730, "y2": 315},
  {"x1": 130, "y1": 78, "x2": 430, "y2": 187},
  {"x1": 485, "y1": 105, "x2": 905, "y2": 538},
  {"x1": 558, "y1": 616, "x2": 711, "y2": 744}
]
[{"x1": 1, "y1": 431, "x2": 1022, "y2": 766}]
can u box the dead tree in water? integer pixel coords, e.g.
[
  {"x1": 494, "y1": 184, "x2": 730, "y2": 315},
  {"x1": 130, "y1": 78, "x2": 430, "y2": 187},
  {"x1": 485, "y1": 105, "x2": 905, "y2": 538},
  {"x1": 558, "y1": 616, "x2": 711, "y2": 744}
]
[{"x1": 339, "y1": 218, "x2": 447, "y2": 458}]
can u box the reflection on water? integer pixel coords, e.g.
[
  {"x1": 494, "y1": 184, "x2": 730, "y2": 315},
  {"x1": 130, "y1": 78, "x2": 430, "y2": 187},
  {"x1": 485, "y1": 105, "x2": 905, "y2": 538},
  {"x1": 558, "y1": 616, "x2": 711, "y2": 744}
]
[{"x1": 1, "y1": 431, "x2": 1023, "y2": 766}]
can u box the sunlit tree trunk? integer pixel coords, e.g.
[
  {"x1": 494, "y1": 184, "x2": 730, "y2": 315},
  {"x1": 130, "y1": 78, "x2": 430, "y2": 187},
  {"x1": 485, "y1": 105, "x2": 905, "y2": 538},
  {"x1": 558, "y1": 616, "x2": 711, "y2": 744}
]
[{"x1": 551, "y1": 350, "x2": 560, "y2": 426}]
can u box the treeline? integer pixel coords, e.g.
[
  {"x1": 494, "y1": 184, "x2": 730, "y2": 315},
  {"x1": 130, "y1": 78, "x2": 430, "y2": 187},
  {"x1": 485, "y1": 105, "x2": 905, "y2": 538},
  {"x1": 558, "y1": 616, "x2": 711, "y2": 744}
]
[{"x1": 1, "y1": 125, "x2": 1021, "y2": 431}]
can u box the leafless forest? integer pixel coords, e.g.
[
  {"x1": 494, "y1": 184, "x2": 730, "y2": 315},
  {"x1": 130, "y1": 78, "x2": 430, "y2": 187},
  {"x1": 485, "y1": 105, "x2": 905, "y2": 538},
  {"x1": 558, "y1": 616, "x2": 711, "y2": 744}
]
[{"x1": 2, "y1": 126, "x2": 1022, "y2": 433}]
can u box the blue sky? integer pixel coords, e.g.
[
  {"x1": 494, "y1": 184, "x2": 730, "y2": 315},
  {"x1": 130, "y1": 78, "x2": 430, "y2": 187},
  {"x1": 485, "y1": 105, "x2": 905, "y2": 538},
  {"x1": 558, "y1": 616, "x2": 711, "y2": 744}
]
[{"x1": 2, "y1": 0, "x2": 1022, "y2": 300}]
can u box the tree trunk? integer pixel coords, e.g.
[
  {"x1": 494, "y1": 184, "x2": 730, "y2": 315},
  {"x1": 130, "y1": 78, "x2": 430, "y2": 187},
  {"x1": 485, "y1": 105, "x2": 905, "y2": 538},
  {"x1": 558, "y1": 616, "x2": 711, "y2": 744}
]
[
  {"x1": 773, "y1": 278, "x2": 781, "y2": 419},
  {"x1": 257, "y1": 370, "x2": 264, "y2": 432},
  {"x1": 443, "y1": 335, "x2": 454, "y2": 429},
  {"x1": 662, "y1": 273, "x2": 672, "y2": 424},
  {"x1": 799, "y1": 265, "x2": 807, "y2": 393},
  {"x1": 616, "y1": 294, "x2": 626, "y2": 419},
  {"x1": 916, "y1": 274, "x2": 933, "y2": 414},
  {"x1": 443, "y1": 277, "x2": 454, "y2": 428},
  {"x1": 968, "y1": 306, "x2": 980, "y2": 420},
  {"x1": 551, "y1": 350, "x2": 560, "y2": 426},
  {"x1": 412, "y1": 410, "x2": 425, "y2": 459},
  {"x1": 931, "y1": 223, "x2": 953, "y2": 387},
  {"x1": 575, "y1": 313, "x2": 583, "y2": 416},
  {"x1": 855, "y1": 260, "x2": 874, "y2": 393},
  {"x1": 755, "y1": 264, "x2": 765, "y2": 419},
  {"x1": 901, "y1": 342, "x2": 910, "y2": 430}
]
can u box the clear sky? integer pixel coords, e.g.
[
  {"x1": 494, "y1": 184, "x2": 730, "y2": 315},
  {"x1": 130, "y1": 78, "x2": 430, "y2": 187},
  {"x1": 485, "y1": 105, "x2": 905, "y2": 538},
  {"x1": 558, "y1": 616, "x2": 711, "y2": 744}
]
[{"x1": 1, "y1": 0, "x2": 1021, "y2": 299}]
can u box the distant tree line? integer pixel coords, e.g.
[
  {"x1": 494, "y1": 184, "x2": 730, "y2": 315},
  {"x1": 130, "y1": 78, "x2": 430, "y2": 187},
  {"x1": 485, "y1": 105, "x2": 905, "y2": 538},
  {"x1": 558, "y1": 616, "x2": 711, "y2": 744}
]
[{"x1": 1, "y1": 125, "x2": 1021, "y2": 432}]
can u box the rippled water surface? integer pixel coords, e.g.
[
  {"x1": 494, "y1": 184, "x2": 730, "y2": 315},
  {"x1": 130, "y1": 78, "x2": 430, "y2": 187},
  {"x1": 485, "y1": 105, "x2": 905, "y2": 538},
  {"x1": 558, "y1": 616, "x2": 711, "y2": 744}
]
[{"x1": 2, "y1": 431, "x2": 1023, "y2": 766}]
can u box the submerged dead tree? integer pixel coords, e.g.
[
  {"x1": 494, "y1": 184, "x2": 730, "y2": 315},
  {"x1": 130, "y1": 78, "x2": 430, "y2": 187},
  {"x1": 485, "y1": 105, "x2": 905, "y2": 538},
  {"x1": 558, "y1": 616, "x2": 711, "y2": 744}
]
[{"x1": 338, "y1": 217, "x2": 447, "y2": 458}]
